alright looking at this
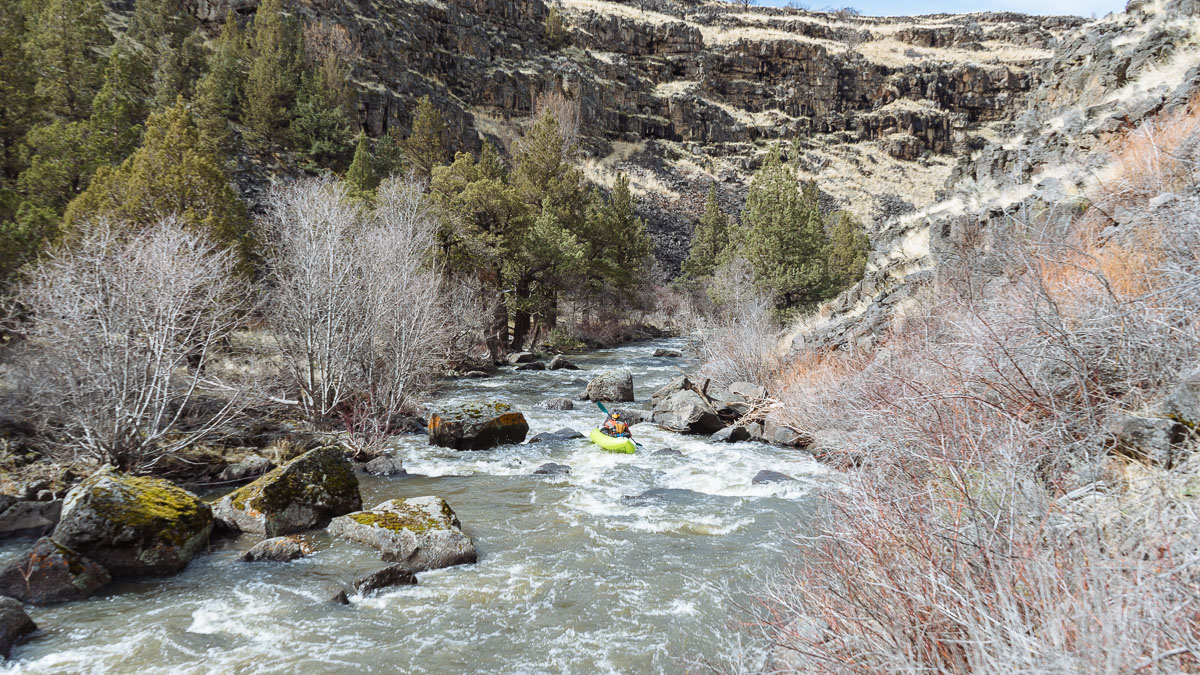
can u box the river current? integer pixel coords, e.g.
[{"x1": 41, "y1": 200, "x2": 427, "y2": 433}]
[{"x1": 0, "y1": 338, "x2": 829, "y2": 674}]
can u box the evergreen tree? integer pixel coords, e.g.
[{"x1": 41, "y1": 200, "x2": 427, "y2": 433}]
[
  {"x1": 681, "y1": 183, "x2": 729, "y2": 279},
  {"x1": 544, "y1": 6, "x2": 568, "y2": 49},
  {"x1": 243, "y1": 0, "x2": 301, "y2": 145},
  {"x1": 25, "y1": 0, "x2": 112, "y2": 121},
  {"x1": 590, "y1": 174, "x2": 653, "y2": 292},
  {"x1": 0, "y1": 202, "x2": 57, "y2": 284},
  {"x1": 402, "y1": 96, "x2": 448, "y2": 180},
  {"x1": 738, "y1": 146, "x2": 828, "y2": 309},
  {"x1": 88, "y1": 38, "x2": 150, "y2": 167},
  {"x1": 64, "y1": 100, "x2": 253, "y2": 266},
  {"x1": 193, "y1": 12, "x2": 246, "y2": 154},
  {"x1": 0, "y1": 0, "x2": 38, "y2": 191},
  {"x1": 290, "y1": 56, "x2": 353, "y2": 169},
  {"x1": 372, "y1": 127, "x2": 406, "y2": 178},
  {"x1": 18, "y1": 120, "x2": 98, "y2": 212},
  {"x1": 824, "y1": 210, "x2": 869, "y2": 292},
  {"x1": 128, "y1": 0, "x2": 206, "y2": 108},
  {"x1": 345, "y1": 133, "x2": 379, "y2": 198}
]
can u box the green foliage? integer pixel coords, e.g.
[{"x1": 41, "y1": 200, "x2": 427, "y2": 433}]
[
  {"x1": 544, "y1": 6, "x2": 568, "y2": 49},
  {"x1": 0, "y1": 201, "x2": 57, "y2": 283},
  {"x1": 430, "y1": 143, "x2": 530, "y2": 275},
  {"x1": 737, "y1": 146, "x2": 828, "y2": 309},
  {"x1": 243, "y1": 0, "x2": 302, "y2": 145},
  {"x1": 372, "y1": 128, "x2": 406, "y2": 178},
  {"x1": 681, "y1": 183, "x2": 729, "y2": 279},
  {"x1": 25, "y1": 0, "x2": 112, "y2": 120},
  {"x1": 88, "y1": 38, "x2": 150, "y2": 166},
  {"x1": 589, "y1": 174, "x2": 653, "y2": 293},
  {"x1": 63, "y1": 100, "x2": 252, "y2": 266},
  {"x1": 18, "y1": 120, "x2": 99, "y2": 212},
  {"x1": 0, "y1": 0, "x2": 38, "y2": 187},
  {"x1": 128, "y1": 0, "x2": 205, "y2": 109},
  {"x1": 193, "y1": 13, "x2": 246, "y2": 154},
  {"x1": 291, "y1": 62, "x2": 353, "y2": 170},
  {"x1": 825, "y1": 210, "x2": 869, "y2": 293},
  {"x1": 345, "y1": 133, "x2": 379, "y2": 198},
  {"x1": 402, "y1": 96, "x2": 448, "y2": 180}
]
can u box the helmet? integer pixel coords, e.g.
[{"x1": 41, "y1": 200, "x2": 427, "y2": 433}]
[{"x1": 610, "y1": 412, "x2": 621, "y2": 420}]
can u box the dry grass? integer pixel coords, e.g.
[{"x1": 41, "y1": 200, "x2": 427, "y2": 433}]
[{"x1": 720, "y1": 92, "x2": 1200, "y2": 673}]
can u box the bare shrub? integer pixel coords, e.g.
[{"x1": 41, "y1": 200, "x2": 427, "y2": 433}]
[
  {"x1": 533, "y1": 90, "x2": 581, "y2": 154},
  {"x1": 689, "y1": 258, "x2": 784, "y2": 386},
  {"x1": 303, "y1": 19, "x2": 360, "y2": 66},
  {"x1": 10, "y1": 219, "x2": 249, "y2": 473},
  {"x1": 264, "y1": 176, "x2": 465, "y2": 455}
]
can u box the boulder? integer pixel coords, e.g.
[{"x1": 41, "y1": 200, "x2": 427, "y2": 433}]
[
  {"x1": 463, "y1": 371, "x2": 490, "y2": 379},
  {"x1": 0, "y1": 495, "x2": 14, "y2": 516},
  {"x1": 651, "y1": 375, "x2": 693, "y2": 408},
  {"x1": 52, "y1": 467, "x2": 212, "y2": 578},
  {"x1": 753, "y1": 470, "x2": 796, "y2": 485},
  {"x1": 217, "y1": 455, "x2": 274, "y2": 483},
  {"x1": 1107, "y1": 413, "x2": 1184, "y2": 467},
  {"x1": 763, "y1": 418, "x2": 809, "y2": 448},
  {"x1": 354, "y1": 564, "x2": 418, "y2": 596},
  {"x1": 0, "y1": 537, "x2": 111, "y2": 605},
  {"x1": 728, "y1": 381, "x2": 768, "y2": 401},
  {"x1": 538, "y1": 397, "x2": 574, "y2": 411},
  {"x1": 515, "y1": 361, "x2": 546, "y2": 371},
  {"x1": 652, "y1": 390, "x2": 723, "y2": 434},
  {"x1": 327, "y1": 588, "x2": 350, "y2": 605},
  {"x1": 363, "y1": 456, "x2": 406, "y2": 476},
  {"x1": 0, "y1": 500, "x2": 63, "y2": 539},
  {"x1": 329, "y1": 497, "x2": 476, "y2": 572},
  {"x1": 427, "y1": 402, "x2": 529, "y2": 450},
  {"x1": 652, "y1": 348, "x2": 682, "y2": 358},
  {"x1": 710, "y1": 426, "x2": 751, "y2": 443},
  {"x1": 617, "y1": 408, "x2": 652, "y2": 425},
  {"x1": 533, "y1": 463, "x2": 571, "y2": 476},
  {"x1": 584, "y1": 370, "x2": 635, "y2": 402},
  {"x1": 548, "y1": 355, "x2": 580, "y2": 370},
  {"x1": 527, "y1": 428, "x2": 582, "y2": 443},
  {"x1": 0, "y1": 596, "x2": 36, "y2": 659},
  {"x1": 507, "y1": 352, "x2": 537, "y2": 364},
  {"x1": 652, "y1": 448, "x2": 683, "y2": 457},
  {"x1": 1162, "y1": 364, "x2": 1200, "y2": 428},
  {"x1": 213, "y1": 446, "x2": 362, "y2": 536},
  {"x1": 240, "y1": 536, "x2": 313, "y2": 562}
]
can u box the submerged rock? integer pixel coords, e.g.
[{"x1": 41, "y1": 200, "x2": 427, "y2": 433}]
[
  {"x1": 0, "y1": 537, "x2": 111, "y2": 605},
  {"x1": 548, "y1": 355, "x2": 580, "y2": 370},
  {"x1": 584, "y1": 370, "x2": 635, "y2": 402},
  {"x1": 363, "y1": 456, "x2": 406, "y2": 476},
  {"x1": 752, "y1": 470, "x2": 796, "y2": 485},
  {"x1": 427, "y1": 401, "x2": 529, "y2": 450},
  {"x1": 329, "y1": 497, "x2": 477, "y2": 572},
  {"x1": 620, "y1": 488, "x2": 702, "y2": 507},
  {"x1": 0, "y1": 500, "x2": 63, "y2": 538},
  {"x1": 354, "y1": 564, "x2": 418, "y2": 596},
  {"x1": 652, "y1": 348, "x2": 682, "y2": 357},
  {"x1": 213, "y1": 446, "x2": 362, "y2": 536},
  {"x1": 327, "y1": 588, "x2": 350, "y2": 605},
  {"x1": 240, "y1": 536, "x2": 313, "y2": 563},
  {"x1": 52, "y1": 466, "x2": 212, "y2": 578},
  {"x1": 532, "y1": 463, "x2": 571, "y2": 476},
  {"x1": 515, "y1": 361, "x2": 546, "y2": 371},
  {"x1": 0, "y1": 596, "x2": 36, "y2": 659},
  {"x1": 652, "y1": 448, "x2": 683, "y2": 458},
  {"x1": 538, "y1": 397, "x2": 574, "y2": 411},
  {"x1": 508, "y1": 352, "x2": 537, "y2": 364}
]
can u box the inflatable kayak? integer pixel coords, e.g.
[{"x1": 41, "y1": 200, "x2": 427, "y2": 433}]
[{"x1": 589, "y1": 428, "x2": 636, "y2": 454}]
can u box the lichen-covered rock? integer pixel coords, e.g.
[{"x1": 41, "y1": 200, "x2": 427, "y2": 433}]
[
  {"x1": 354, "y1": 564, "x2": 418, "y2": 596},
  {"x1": 217, "y1": 455, "x2": 274, "y2": 483},
  {"x1": 584, "y1": 370, "x2": 634, "y2": 402},
  {"x1": 213, "y1": 446, "x2": 362, "y2": 536},
  {"x1": 427, "y1": 401, "x2": 529, "y2": 450},
  {"x1": 0, "y1": 537, "x2": 110, "y2": 605},
  {"x1": 52, "y1": 467, "x2": 211, "y2": 578},
  {"x1": 548, "y1": 355, "x2": 579, "y2": 370},
  {"x1": 240, "y1": 536, "x2": 312, "y2": 563},
  {"x1": 363, "y1": 455, "x2": 406, "y2": 476},
  {"x1": 0, "y1": 595, "x2": 36, "y2": 659},
  {"x1": 329, "y1": 497, "x2": 477, "y2": 572},
  {"x1": 0, "y1": 500, "x2": 62, "y2": 538},
  {"x1": 538, "y1": 397, "x2": 574, "y2": 410}
]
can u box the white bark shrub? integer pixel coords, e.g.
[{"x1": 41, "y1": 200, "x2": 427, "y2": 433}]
[
  {"x1": 11, "y1": 219, "x2": 249, "y2": 473},
  {"x1": 264, "y1": 176, "x2": 463, "y2": 454}
]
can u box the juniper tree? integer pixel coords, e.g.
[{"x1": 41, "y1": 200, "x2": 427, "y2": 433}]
[
  {"x1": 402, "y1": 96, "x2": 448, "y2": 180},
  {"x1": 681, "y1": 183, "x2": 730, "y2": 279},
  {"x1": 0, "y1": 1, "x2": 37, "y2": 191},
  {"x1": 345, "y1": 133, "x2": 379, "y2": 198},
  {"x1": 193, "y1": 13, "x2": 246, "y2": 154},
  {"x1": 24, "y1": 0, "x2": 112, "y2": 121},
  {"x1": 290, "y1": 57, "x2": 353, "y2": 169},
  {"x1": 590, "y1": 173, "x2": 653, "y2": 294},
  {"x1": 243, "y1": 0, "x2": 302, "y2": 145},
  {"x1": 824, "y1": 209, "x2": 869, "y2": 293}
]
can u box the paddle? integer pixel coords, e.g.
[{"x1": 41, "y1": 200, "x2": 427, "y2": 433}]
[{"x1": 594, "y1": 401, "x2": 643, "y2": 450}]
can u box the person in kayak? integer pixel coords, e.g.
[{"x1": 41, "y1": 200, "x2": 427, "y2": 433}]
[{"x1": 601, "y1": 411, "x2": 632, "y2": 438}]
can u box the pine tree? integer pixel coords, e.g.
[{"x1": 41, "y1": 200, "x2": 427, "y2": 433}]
[
  {"x1": 243, "y1": 0, "x2": 301, "y2": 145},
  {"x1": 738, "y1": 146, "x2": 828, "y2": 309},
  {"x1": 681, "y1": 183, "x2": 730, "y2": 279},
  {"x1": 290, "y1": 56, "x2": 353, "y2": 169},
  {"x1": 25, "y1": 0, "x2": 112, "y2": 120},
  {"x1": 591, "y1": 174, "x2": 653, "y2": 292},
  {"x1": 193, "y1": 12, "x2": 246, "y2": 154},
  {"x1": 402, "y1": 96, "x2": 448, "y2": 180},
  {"x1": 345, "y1": 133, "x2": 379, "y2": 198},
  {"x1": 372, "y1": 127, "x2": 406, "y2": 178},
  {"x1": 88, "y1": 37, "x2": 150, "y2": 167},
  {"x1": 0, "y1": 0, "x2": 38, "y2": 190},
  {"x1": 64, "y1": 99, "x2": 252, "y2": 266},
  {"x1": 18, "y1": 120, "x2": 98, "y2": 212},
  {"x1": 824, "y1": 210, "x2": 869, "y2": 293}
]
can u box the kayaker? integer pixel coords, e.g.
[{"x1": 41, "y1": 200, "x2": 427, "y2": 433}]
[{"x1": 601, "y1": 411, "x2": 632, "y2": 438}]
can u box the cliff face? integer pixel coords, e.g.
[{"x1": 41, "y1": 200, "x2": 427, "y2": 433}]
[{"x1": 192, "y1": 0, "x2": 1082, "y2": 275}]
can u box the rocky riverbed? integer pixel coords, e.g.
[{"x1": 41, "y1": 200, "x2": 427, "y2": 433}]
[{"x1": 0, "y1": 339, "x2": 829, "y2": 672}]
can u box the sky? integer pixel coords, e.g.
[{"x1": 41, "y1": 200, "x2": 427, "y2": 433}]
[{"x1": 761, "y1": 0, "x2": 1127, "y2": 17}]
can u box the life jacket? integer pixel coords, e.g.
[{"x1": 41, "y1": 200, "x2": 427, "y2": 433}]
[{"x1": 603, "y1": 418, "x2": 629, "y2": 436}]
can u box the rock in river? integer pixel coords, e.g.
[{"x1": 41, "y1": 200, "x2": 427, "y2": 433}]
[
  {"x1": 651, "y1": 390, "x2": 724, "y2": 434},
  {"x1": 354, "y1": 564, "x2": 418, "y2": 596},
  {"x1": 329, "y1": 497, "x2": 477, "y2": 572},
  {"x1": 548, "y1": 355, "x2": 580, "y2": 370},
  {"x1": 0, "y1": 500, "x2": 62, "y2": 538},
  {"x1": 363, "y1": 455, "x2": 406, "y2": 476},
  {"x1": 52, "y1": 466, "x2": 212, "y2": 578},
  {"x1": 508, "y1": 352, "x2": 537, "y2": 364},
  {"x1": 710, "y1": 426, "x2": 751, "y2": 443},
  {"x1": 583, "y1": 369, "x2": 634, "y2": 402},
  {"x1": 532, "y1": 463, "x2": 571, "y2": 476},
  {"x1": 538, "y1": 397, "x2": 574, "y2": 411},
  {"x1": 515, "y1": 361, "x2": 546, "y2": 371},
  {"x1": 427, "y1": 401, "x2": 529, "y2": 450},
  {"x1": 240, "y1": 536, "x2": 313, "y2": 563},
  {"x1": 0, "y1": 537, "x2": 111, "y2": 605},
  {"x1": 213, "y1": 446, "x2": 362, "y2": 536},
  {"x1": 0, "y1": 596, "x2": 36, "y2": 659},
  {"x1": 752, "y1": 470, "x2": 796, "y2": 485},
  {"x1": 653, "y1": 348, "x2": 682, "y2": 358}
]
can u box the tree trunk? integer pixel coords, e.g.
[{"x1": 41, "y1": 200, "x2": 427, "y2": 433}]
[{"x1": 510, "y1": 280, "x2": 531, "y2": 351}]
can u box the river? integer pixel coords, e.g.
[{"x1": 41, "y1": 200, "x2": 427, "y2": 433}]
[{"x1": 0, "y1": 338, "x2": 830, "y2": 674}]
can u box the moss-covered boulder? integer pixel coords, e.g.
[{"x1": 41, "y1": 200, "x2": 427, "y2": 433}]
[
  {"x1": 0, "y1": 537, "x2": 111, "y2": 605},
  {"x1": 328, "y1": 497, "x2": 477, "y2": 571},
  {"x1": 427, "y1": 401, "x2": 529, "y2": 450},
  {"x1": 212, "y1": 446, "x2": 361, "y2": 536},
  {"x1": 51, "y1": 466, "x2": 212, "y2": 578},
  {"x1": 239, "y1": 536, "x2": 312, "y2": 563}
]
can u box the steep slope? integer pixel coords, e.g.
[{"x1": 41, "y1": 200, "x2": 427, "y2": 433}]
[
  {"x1": 789, "y1": 0, "x2": 1200, "y2": 351},
  {"x1": 194, "y1": 0, "x2": 1081, "y2": 274}
]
